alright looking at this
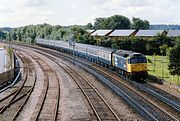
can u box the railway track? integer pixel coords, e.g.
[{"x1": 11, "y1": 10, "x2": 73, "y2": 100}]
[
  {"x1": 131, "y1": 79, "x2": 180, "y2": 112},
  {"x1": 35, "y1": 50, "x2": 121, "y2": 121},
  {"x1": 12, "y1": 43, "x2": 180, "y2": 121},
  {"x1": 90, "y1": 65, "x2": 180, "y2": 120},
  {"x1": 94, "y1": 65, "x2": 180, "y2": 113},
  {"x1": 0, "y1": 51, "x2": 37, "y2": 121},
  {"x1": 144, "y1": 80, "x2": 180, "y2": 107},
  {"x1": 34, "y1": 45, "x2": 180, "y2": 121},
  {"x1": 25, "y1": 52, "x2": 60, "y2": 121}
]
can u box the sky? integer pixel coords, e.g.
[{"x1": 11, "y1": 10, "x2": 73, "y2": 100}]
[{"x1": 0, "y1": 0, "x2": 180, "y2": 27}]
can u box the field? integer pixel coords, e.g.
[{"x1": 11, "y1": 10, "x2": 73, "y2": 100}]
[{"x1": 146, "y1": 55, "x2": 180, "y2": 85}]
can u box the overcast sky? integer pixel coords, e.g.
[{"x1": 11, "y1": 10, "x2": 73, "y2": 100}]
[{"x1": 0, "y1": 0, "x2": 179, "y2": 27}]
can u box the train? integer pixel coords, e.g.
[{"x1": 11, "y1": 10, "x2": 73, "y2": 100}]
[{"x1": 36, "y1": 39, "x2": 148, "y2": 80}]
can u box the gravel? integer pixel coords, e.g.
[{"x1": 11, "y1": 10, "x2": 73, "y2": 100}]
[
  {"x1": 43, "y1": 55, "x2": 91, "y2": 121},
  {"x1": 30, "y1": 50, "x2": 91, "y2": 121},
  {"x1": 13, "y1": 47, "x2": 145, "y2": 121},
  {"x1": 58, "y1": 57, "x2": 145, "y2": 121}
]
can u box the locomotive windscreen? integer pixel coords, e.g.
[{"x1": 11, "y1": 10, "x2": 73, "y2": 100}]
[{"x1": 128, "y1": 57, "x2": 147, "y2": 64}]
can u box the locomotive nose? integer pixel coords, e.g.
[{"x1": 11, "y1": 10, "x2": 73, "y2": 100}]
[{"x1": 130, "y1": 64, "x2": 147, "y2": 72}]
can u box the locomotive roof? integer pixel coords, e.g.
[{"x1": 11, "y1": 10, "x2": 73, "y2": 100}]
[{"x1": 114, "y1": 50, "x2": 143, "y2": 58}]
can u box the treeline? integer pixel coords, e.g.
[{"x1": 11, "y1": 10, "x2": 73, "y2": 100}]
[
  {"x1": 87, "y1": 15, "x2": 150, "y2": 30},
  {"x1": 6, "y1": 24, "x2": 94, "y2": 44},
  {"x1": 4, "y1": 25, "x2": 177, "y2": 56},
  {"x1": 5, "y1": 15, "x2": 150, "y2": 43},
  {"x1": 0, "y1": 27, "x2": 12, "y2": 39},
  {"x1": 0, "y1": 30, "x2": 6, "y2": 39},
  {"x1": 2, "y1": 14, "x2": 178, "y2": 56}
]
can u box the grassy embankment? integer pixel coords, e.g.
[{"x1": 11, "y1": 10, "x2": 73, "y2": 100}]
[{"x1": 146, "y1": 55, "x2": 180, "y2": 85}]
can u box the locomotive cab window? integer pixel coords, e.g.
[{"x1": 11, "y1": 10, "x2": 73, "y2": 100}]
[
  {"x1": 128, "y1": 57, "x2": 147, "y2": 64},
  {"x1": 138, "y1": 58, "x2": 147, "y2": 63},
  {"x1": 129, "y1": 58, "x2": 138, "y2": 63}
]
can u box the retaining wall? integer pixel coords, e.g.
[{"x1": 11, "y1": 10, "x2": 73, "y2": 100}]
[
  {"x1": 0, "y1": 69, "x2": 14, "y2": 85},
  {"x1": 0, "y1": 48, "x2": 15, "y2": 86}
]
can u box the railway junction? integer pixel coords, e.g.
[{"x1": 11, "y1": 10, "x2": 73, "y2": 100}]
[{"x1": 0, "y1": 42, "x2": 179, "y2": 121}]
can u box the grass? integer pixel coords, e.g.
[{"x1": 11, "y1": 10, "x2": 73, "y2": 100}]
[{"x1": 146, "y1": 55, "x2": 180, "y2": 85}]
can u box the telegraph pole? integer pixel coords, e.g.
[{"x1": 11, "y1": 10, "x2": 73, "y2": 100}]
[{"x1": 69, "y1": 34, "x2": 76, "y2": 65}]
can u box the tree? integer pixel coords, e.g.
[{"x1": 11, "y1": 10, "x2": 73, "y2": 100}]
[
  {"x1": 145, "y1": 39, "x2": 159, "y2": 55},
  {"x1": 86, "y1": 23, "x2": 93, "y2": 29},
  {"x1": 94, "y1": 18, "x2": 106, "y2": 29},
  {"x1": 108, "y1": 15, "x2": 131, "y2": 29},
  {"x1": 0, "y1": 30, "x2": 6, "y2": 39},
  {"x1": 168, "y1": 45, "x2": 180, "y2": 77},
  {"x1": 131, "y1": 17, "x2": 150, "y2": 29},
  {"x1": 98, "y1": 37, "x2": 112, "y2": 47},
  {"x1": 111, "y1": 38, "x2": 132, "y2": 50},
  {"x1": 16, "y1": 30, "x2": 22, "y2": 41},
  {"x1": 131, "y1": 37, "x2": 146, "y2": 54},
  {"x1": 94, "y1": 15, "x2": 131, "y2": 29},
  {"x1": 9, "y1": 29, "x2": 17, "y2": 40},
  {"x1": 175, "y1": 38, "x2": 180, "y2": 46},
  {"x1": 160, "y1": 44, "x2": 168, "y2": 56},
  {"x1": 6, "y1": 33, "x2": 11, "y2": 41},
  {"x1": 29, "y1": 32, "x2": 36, "y2": 43},
  {"x1": 145, "y1": 35, "x2": 175, "y2": 55}
]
